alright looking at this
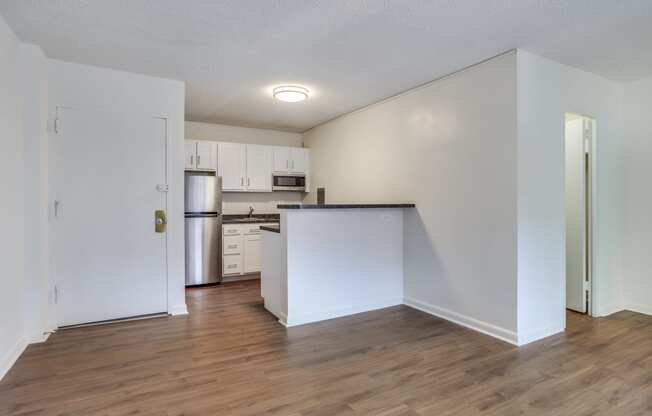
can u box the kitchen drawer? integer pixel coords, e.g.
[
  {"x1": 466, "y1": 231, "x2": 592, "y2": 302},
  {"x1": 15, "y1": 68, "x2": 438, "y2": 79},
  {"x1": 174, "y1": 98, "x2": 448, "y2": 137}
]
[
  {"x1": 223, "y1": 236, "x2": 242, "y2": 255},
  {"x1": 243, "y1": 222, "x2": 277, "y2": 235},
  {"x1": 223, "y1": 255, "x2": 242, "y2": 275},
  {"x1": 223, "y1": 224, "x2": 242, "y2": 236}
]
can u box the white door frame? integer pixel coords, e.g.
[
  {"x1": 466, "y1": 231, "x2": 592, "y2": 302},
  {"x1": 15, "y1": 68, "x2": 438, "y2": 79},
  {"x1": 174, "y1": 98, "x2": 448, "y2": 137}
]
[{"x1": 49, "y1": 105, "x2": 171, "y2": 327}]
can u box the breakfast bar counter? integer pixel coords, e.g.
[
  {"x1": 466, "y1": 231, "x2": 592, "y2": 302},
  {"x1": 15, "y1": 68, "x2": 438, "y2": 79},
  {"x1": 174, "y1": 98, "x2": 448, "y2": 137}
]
[{"x1": 261, "y1": 203, "x2": 415, "y2": 327}]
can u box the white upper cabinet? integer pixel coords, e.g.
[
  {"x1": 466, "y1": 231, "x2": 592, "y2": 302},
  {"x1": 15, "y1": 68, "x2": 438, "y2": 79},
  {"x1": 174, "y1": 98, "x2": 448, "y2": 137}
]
[
  {"x1": 185, "y1": 141, "x2": 196, "y2": 169},
  {"x1": 218, "y1": 142, "x2": 246, "y2": 191},
  {"x1": 245, "y1": 145, "x2": 272, "y2": 192},
  {"x1": 195, "y1": 141, "x2": 217, "y2": 171},
  {"x1": 272, "y1": 147, "x2": 291, "y2": 173},
  {"x1": 273, "y1": 146, "x2": 309, "y2": 174},
  {"x1": 185, "y1": 140, "x2": 217, "y2": 171},
  {"x1": 207, "y1": 141, "x2": 308, "y2": 192},
  {"x1": 290, "y1": 148, "x2": 309, "y2": 174}
]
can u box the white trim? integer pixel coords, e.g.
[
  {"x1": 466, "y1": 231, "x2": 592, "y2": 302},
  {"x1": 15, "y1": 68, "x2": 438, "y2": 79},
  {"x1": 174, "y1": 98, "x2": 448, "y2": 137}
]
[
  {"x1": 0, "y1": 337, "x2": 27, "y2": 381},
  {"x1": 278, "y1": 312, "x2": 288, "y2": 327},
  {"x1": 594, "y1": 303, "x2": 624, "y2": 317},
  {"x1": 624, "y1": 303, "x2": 652, "y2": 316},
  {"x1": 168, "y1": 304, "x2": 188, "y2": 316},
  {"x1": 517, "y1": 323, "x2": 565, "y2": 346},
  {"x1": 25, "y1": 330, "x2": 51, "y2": 344},
  {"x1": 403, "y1": 297, "x2": 518, "y2": 345},
  {"x1": 284, "y1": 298, "x2": 403, "y2": 327}
]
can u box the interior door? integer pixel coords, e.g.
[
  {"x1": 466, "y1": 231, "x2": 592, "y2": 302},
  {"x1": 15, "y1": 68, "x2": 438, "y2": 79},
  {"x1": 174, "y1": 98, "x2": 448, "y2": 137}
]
[
  {"x1": 246, "y1": 145, "x2": 272, "y2": 191},
  {"x1": 565, "y1": 117, "x2": 587, "y2": 313},
  {"x1": 53, "y1": 107, "x2": 167, "y2": 326},
  {"x1": 218, "y1": 143, "x2": 245, "y2": 190}
]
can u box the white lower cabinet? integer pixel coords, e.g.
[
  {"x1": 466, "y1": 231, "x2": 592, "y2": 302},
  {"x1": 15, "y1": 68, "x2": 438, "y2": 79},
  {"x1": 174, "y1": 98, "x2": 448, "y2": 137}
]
[
  {"x1": 222, "y1": 223, "x2": 275, "y2": 276},
  {"x1": 244, "y1": 234, "x2": 262, "y2": 273}
]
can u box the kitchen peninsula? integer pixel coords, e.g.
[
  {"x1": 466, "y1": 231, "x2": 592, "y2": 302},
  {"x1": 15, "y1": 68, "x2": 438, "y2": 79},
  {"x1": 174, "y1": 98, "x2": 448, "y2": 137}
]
[{"x1": 261, "y1": 203, "x2": 415, "y2": 327}]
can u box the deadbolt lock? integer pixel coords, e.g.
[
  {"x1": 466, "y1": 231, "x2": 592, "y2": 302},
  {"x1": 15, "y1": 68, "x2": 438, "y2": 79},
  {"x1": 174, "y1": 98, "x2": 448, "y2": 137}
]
[{"x1": 155, "y1": 210, "x2": 167, "y2": 233}]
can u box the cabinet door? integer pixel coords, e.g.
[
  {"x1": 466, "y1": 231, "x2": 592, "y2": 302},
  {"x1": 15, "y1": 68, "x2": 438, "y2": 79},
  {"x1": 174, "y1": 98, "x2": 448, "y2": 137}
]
[
  {"x1": 218, "y1": 143, "x2": 246, "y2": 191},
  {"x1": 195, "y1": 141, "x2": 217, "y2": 171},
  {"x1": 246, "y1": 145, "x2": 272, "y2": 191},
  {"x1": 244, "y1": 234, "x2": 262, "y2": 273},
  {"x1": 272, "y1": 147, "x2": 291, "y2": 173},
  {"x1": 290, "y1": 148, "x2": 309, "y2": 174},
  {"x1": 184, "y1": 141, "x2": 197, "y2": 170}
]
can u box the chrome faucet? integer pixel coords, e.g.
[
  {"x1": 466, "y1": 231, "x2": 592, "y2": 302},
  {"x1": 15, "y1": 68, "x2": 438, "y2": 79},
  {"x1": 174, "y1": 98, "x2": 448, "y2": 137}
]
[{"x1": 248, "y1": 206, "x2": 254, "y2": 218}]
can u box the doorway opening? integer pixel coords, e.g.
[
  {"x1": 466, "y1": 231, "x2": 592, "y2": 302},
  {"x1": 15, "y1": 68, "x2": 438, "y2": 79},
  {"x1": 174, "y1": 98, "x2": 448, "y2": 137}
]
[{"x1": 565, "y1": 113, "x2": 595, "y2": 316}]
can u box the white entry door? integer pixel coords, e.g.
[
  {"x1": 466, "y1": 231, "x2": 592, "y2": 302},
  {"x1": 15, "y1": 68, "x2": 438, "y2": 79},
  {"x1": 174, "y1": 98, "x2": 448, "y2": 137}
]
[{"x1": 53, "y1": 107, "x2": 168, "y2": 326}]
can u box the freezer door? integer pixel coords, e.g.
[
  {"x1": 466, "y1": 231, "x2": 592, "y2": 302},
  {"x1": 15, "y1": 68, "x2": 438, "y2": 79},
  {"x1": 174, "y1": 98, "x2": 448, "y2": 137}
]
[
  {"x1": 185, "y1": 216, "x2": 222, "y2": 285},
  {"x1": 185, "y1": 172, "x2": 222, "y2": 213}
]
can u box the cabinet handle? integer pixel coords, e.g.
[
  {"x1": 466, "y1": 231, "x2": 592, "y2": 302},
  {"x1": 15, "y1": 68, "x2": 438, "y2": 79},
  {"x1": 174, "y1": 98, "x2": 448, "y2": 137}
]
[
  {"x1": 291, "y1": 160, "x2": 294, "y2": 170},
  {"x1": 241, "y1": 177, "x2": 244, "y2": 186},
  {"x1": 228, "y1": 244, "x2": 237, "y2": 249},
  {"x1": 197, "y1": 155, "x2": 201, "y2": 166},
  {"x1": 227, "y1": 264, "x2": 236, "y2": 269},
  {"x1": 247, "y1": 178, "x2": 250, "y2": 186},
  {"x1": 190, "y1": 155, "x2": 194, "y2": 166},
  {"x1": 286, "y1": 160, "x2": 289, "y2": 169}
]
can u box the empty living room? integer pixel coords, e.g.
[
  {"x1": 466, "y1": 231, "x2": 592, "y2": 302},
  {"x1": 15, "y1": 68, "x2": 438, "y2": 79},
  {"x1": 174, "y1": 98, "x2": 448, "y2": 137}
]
[{"x1": 1, "y1": 1, "x2": 651, "y2": 415}]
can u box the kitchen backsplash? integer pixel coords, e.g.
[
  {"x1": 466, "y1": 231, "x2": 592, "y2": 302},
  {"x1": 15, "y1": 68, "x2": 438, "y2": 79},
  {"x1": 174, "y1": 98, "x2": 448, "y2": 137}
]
[{"x1": 222, "y1": 192, "x2": 303, "y2": 214}]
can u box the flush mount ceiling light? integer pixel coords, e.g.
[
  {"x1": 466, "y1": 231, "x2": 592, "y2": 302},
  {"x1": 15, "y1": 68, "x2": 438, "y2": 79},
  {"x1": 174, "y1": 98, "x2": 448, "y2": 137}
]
[{"x1": 273, "y1": 85, "x2": 309, "y2": 103}]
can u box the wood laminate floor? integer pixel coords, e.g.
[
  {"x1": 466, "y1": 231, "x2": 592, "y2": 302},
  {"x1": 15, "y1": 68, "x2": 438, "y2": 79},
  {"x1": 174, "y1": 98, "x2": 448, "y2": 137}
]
[{"x1": 1, "y1": 280, "x2": 651, "y2": 415}]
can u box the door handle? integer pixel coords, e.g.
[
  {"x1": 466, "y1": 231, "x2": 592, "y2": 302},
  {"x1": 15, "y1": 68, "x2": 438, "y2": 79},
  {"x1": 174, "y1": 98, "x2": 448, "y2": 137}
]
[{"x1": 155, "y1": 210, "x2": 167, "y2": 233}]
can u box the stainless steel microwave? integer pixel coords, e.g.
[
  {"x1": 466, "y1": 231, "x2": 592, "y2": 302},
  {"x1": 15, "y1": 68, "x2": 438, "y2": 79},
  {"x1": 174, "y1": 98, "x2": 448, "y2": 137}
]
[{"x1": 272, "y1": 174, "x2": 306, "y2": 192}]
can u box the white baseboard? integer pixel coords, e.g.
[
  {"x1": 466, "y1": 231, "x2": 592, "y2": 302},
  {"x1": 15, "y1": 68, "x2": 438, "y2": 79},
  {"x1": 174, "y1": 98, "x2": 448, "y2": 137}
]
[
  {"x1": 593, "y1": 302, "x2": 624, "y2": 317},
  {"x1": 285, "y1": 298, "x2": 403, "y2": 327},
  {"x1": 517, "y1": 323, "x2": 565, "y2": 346},
  {"x1": 403, "y1": 297, "x2": 518, "y2": 345},
  {"x1": 0, "y1": 337, "x2": 27, "y2": 382},
  {"x1": 26, "y1": 330, "x2": 51, "y2": 344},
  {"x1": 624, "y1": 302, "x2": 652, "y2": 316},
  {"x1": 168, "y1": 304, "x2": 188, "y2": 316}
]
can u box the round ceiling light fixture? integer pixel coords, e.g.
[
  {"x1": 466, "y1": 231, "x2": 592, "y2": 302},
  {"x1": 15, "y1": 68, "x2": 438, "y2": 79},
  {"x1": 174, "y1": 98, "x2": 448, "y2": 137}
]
[{"x1": 273, "y1": 85, "x2": 309, "y2": 103}]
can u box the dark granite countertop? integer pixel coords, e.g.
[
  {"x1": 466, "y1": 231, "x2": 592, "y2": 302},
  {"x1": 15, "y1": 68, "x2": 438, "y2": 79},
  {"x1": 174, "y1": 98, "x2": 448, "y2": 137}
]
[
  {"x1": 222, "y1": 214, "x2": 280, "y2": 224},
  {"x1": 260, "y1": 225, "x2": 280, "y2": 233},
  {"x1": 277, "y1": 203, "x2": 416, "y2": 209}
]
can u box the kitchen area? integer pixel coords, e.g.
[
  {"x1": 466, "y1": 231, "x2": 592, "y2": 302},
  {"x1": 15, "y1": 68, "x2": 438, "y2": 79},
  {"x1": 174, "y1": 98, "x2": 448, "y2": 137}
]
[{"x1": 183, "y1": 134, "x2": 310, "y2": 286}]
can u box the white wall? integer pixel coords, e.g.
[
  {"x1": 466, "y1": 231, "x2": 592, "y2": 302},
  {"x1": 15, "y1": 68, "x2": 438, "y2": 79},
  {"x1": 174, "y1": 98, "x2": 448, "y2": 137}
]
[
  {"x1": 220, "y1": 192, "x2": 303, "y2": 215},
  {"x1": 48, "y1": 60, "x2": 187, "y2": 315},
  {"x1": 622, "y1": 75, "x2": 652, "y2": 316},
  {"x1": 186, "y1": 121, "x2": 304, "y2": 214},
  {"x1": 304, "y1": 53, "x2": 520, "y2": 343},
  {"x1": 185, "y1": 121, "x2": 303, "y2": 146},
  {"x1": 0, "y1": 13, "x2": 26, "y2": 380},
  {"x1": 516, "y1": 51, "x2": 625, "y2": 345}
]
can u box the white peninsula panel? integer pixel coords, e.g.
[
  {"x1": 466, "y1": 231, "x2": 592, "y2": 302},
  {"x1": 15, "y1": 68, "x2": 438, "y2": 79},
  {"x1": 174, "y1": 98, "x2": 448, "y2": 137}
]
[{"x1": 261, "y1": 205, "x2": 412, "y2": 326}]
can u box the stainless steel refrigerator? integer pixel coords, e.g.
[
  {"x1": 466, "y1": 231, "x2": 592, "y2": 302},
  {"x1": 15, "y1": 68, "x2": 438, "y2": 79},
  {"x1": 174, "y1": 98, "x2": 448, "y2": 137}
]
[{"x1": 184, "y1": 171, "x2": 223, "y2": 285}]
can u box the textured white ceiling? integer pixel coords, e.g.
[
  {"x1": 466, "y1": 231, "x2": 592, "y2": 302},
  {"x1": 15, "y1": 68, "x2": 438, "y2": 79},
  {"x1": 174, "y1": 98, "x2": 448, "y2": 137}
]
[{"x1": 1, "y1": 0, "x2": 651, "y2": 132}]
